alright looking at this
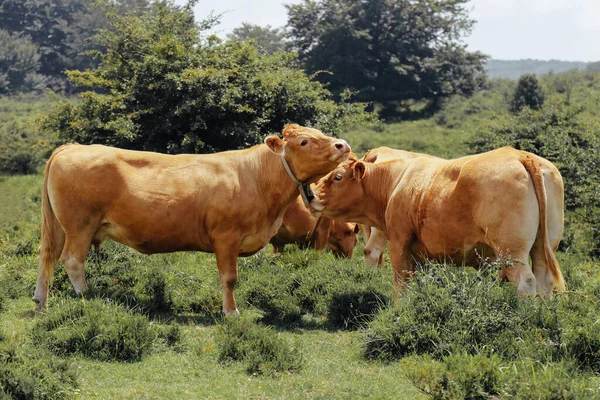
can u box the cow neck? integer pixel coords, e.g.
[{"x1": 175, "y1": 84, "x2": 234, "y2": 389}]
[
  {"x1": 256, "y1": 146, "x2": 305, "y2": 208},
  {"x1": 280, "y1": 149, "x2": 315, "y2": 208},
  {"x1": 360, "y1": 163, "x2": 397, "y2": 231}
]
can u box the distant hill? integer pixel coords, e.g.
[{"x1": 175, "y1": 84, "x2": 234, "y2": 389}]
[{"x1": 486, "y1": 59, "x2": 590, "y2": 80}]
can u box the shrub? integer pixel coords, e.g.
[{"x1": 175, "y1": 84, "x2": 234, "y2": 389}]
[
  {"x1": 215, "y1": 317, "x2": 303, "y2": 375},
  {"x1": 238, "y1": 250, "x2": 391, "y2": 327},
  {"x1": 510, "y1": 73, "x2": 545, "y2": 112},
  {"x1": 563, "y1": 317, "x2": 600, "y2": 372},
  {"x1": 405, "y1": 353, "x2": 502, "y2": 399},
  {"x1": 327, "y1": 289, "x2": 388, "y2": 330},
  {"x1": 31, "y1": 298, "x2": 156, "y2": 362},
  {"x1": 363, "y1": 262, "x2": 533, "y2": 361},
  {"x1": 405, "y1": 354, "x2": 599, "y2": 400},
  {"x1": 0, "y1": 342, "x2": 78, "y2": 399}
]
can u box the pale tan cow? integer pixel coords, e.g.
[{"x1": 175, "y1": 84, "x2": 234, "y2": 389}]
[
  {"x1": 270, "y1": 196, "x2": 359, "y2": 257},
  {"x1": 34, "y1": 124, "x2": 350, "y2": 315},
  {"x1": 310, "y1": 147, "x2": 565, "y2": 297},
  {"x1": 360, "y1": 147, "x2": 438, "y2": 267}
]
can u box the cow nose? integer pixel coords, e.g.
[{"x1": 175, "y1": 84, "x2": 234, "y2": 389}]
[{"x1": 334, "y1": 140, "x2": 350, "y2": 152}]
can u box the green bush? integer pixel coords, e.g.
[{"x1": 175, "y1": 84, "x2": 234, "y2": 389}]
[
  {"x1": 215, "y1": 317, "x2": 303, "y2": 375},
  {"x1": 0, "y1": 342, "x2": 78, "y2": 400},
  {"x1": 405, "y1": 354, "x2": 599, "y2": 400},
  {"x1": 405, "y1": 353, "x2": 502, "y2": 399},
  {"x1": 31, "y1": 298, "x2": 156, "y2": 362},
  {"x1": 237, "y1": 250, "x2": 391, "y2": 327},
  {"x1": 363, "y1": 262, "x2": 535, "y2": 361},
  {"x1": 327, "y1": 289, "x2": 388, "y2": 330}
]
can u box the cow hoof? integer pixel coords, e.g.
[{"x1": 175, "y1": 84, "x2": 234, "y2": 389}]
[
  {"x1": 223, "y1": 308, "x2": 240, "y2": 317},
  {"x1": 32, "y1": 297, "x2": 46, "y2": 312}
]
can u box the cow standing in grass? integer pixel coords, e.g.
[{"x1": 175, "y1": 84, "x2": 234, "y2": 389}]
[
  {"x1": 34, "y1": 124, "x2": 350, "y2": 316},
  {"x1": 310, "y1": 147, "x2": 565, "y2": 297}
]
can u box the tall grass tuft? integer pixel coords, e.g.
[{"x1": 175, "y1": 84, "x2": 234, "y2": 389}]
[
  {"x1": 0, "y1": 342, "x2": 78, "y2": 399},
  {"x1": 31, "y1": 298, "x2": 156, "y2": 362},
  {"x1": 214, "y1": 317, "x2": 304, "y2": 376}
]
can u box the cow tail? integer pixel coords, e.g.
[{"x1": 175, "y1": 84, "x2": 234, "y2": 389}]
[
  {"x1": 520, "y1": 154, "x2": 566, "y2": 293},
  {"x1": 39, "y1": 147, "x2": 68, "y2": 281}
]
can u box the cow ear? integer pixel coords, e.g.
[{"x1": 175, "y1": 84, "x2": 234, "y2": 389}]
[
  {"x1": 353, "y1": 224, "x2": 360, "y2": 234},
  {"x1": 265, "y1": 135, "x2": 284, "y2": 154},
  {"x1": 353, "y1": 161, "x2": 366, "y2": 180}
]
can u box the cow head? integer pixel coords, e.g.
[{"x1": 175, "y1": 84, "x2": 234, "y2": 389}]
[
  {"x1": 310, "y1": 157, "x2": 367, "y2": 221},
  {"x1": 265, "y1": 124, "x2": 351, "y2": 183},
  {"x1": 327, "y1": 221, "x2": 359, "y2": 258}
]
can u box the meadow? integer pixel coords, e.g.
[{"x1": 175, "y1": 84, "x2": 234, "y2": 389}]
[{"x1": 2, "y1": 72, "x2": 600, "y2": 399}]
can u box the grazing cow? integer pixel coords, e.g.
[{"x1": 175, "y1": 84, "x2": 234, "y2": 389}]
[
  {"x1": 270, "y1": 196, "x2": 359, "y2": 257},
  {"x1": 310, "y1": 147, "x2": 565, "y2": 297},
  {"x1": 359, "y1": 147, "x2": 438, "y2": 267},
  {"x1": 34, "y1": 124, "x2": 351, "y2": 316}
]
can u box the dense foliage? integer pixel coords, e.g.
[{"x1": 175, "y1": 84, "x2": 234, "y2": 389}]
[
  {"x1": 40, "y1": 1, "x2": 374, "y2": 154},
  {"x1": 0, "y1": 0, "x2": 149, "y2": 93},
  {"x1": 286, "y1": 0, "x2": 487, "y2": 115}
]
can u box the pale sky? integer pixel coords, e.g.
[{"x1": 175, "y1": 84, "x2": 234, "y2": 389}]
[{"x1": 178, "y1": 0, "x2": 600, "y2": 62}]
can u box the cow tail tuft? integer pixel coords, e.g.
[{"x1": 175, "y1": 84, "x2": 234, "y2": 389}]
[
  {"x1": 521, "y1": 154, "x2": 566, "y2": 293},
  {"x1": 39, "y1": 147, "x2": 68, "y2": 282}
]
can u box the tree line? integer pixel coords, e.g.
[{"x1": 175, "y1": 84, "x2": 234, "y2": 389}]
[{"x1": 2, "y1": 0, "x2": 486, "y2": 117}]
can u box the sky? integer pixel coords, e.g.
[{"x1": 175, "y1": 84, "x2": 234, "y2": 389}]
[{"x1": 177, "y1": 0, "x2": 600, "y2": 62}]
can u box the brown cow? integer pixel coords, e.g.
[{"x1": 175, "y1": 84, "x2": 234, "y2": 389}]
[
  {"x1": 270, "y1": 196, "x2": 359, "y2": 257},
  {"x1": 34, "y1": 124, "x2": 350, "y2": 316},
  {"x1": 310, "y1": 147, "x2": 565, "y2": 297}
]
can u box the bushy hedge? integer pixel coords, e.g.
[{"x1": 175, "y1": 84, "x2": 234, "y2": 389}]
[{"x1": 214, "y1": 317, "x2": 303, "y2": 375}]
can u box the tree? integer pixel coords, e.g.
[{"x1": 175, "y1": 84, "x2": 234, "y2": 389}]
[
  {"x1": 0, "y1": 30, "x2": 45, "y2": 94},
  {"x1": 510, "y1": 73, "x2": 544, "y2": 113},
  {"x1": 286, "y1": 0, "x2": 487, "y2": 115},
  {"x1": 40, "y1": 1, "x2": 375, "y2": 154},
  {"x1": 0, "y1": 0, "x2": 150, "y2": 91},
  {"x1": 227, "y1": 23, "x2": 287, "y2": 54}
]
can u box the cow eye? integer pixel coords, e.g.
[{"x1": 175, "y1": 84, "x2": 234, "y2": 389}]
[
  {"x1": 334, "y1": 174, "x2": 343, "y2": 182},
  {"x1": 300, "y1": 139, "x2": 308, "y2": 146}
]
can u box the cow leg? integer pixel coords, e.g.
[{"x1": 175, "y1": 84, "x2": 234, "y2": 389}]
[
  {"x1": 60, "y1": 238, "x2": 91, "y2": 295},
  {"x1": 364, "y1": 227, "x2": 386, "y2": 268},
  {"x1": 214, "y1": 242, "x2": 240, "y2": 317},
  {"x1": 388, "y1": 235, "x2": 414, "y2": 300},
  {"x1": 497, "y1": 251, "x2": 536, "y2": 297},
  {"x1": 530, "y1": 241, "x2": 554, "y2": 297}
]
